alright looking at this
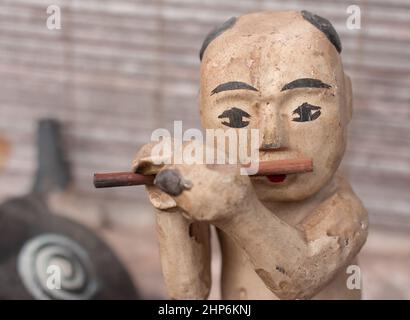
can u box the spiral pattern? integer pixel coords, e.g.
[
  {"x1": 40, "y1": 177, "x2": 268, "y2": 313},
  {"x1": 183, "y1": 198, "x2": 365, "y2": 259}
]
[{"x1": 18, "y1": 234, "x2": 98, "y2": 300}]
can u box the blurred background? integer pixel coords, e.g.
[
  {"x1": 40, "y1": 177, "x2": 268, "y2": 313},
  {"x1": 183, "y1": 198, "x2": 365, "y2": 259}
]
[{"x1": 0, "y1": 0, "x2": 409, "y2": 299}]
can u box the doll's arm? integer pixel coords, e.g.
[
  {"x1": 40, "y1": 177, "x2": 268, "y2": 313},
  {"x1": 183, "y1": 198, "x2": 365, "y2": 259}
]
[
  {"x1": 155, "y1": 207, "x2": 211, "y2": 300},
  {"x1": 216, "y1": 178, "x2": 368, "y2": 299},
  {"x1": 132, "y1": 144, "x2": 212, "y2": 300}
]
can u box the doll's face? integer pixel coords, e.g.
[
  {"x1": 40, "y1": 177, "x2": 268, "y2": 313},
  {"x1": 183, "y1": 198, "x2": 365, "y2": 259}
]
[{"x1": 199, "y1": 11, "x2": 352, "y2": 201}]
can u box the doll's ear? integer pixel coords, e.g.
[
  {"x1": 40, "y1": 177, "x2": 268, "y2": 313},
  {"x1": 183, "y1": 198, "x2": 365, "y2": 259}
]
[{"x1": 344, "y1": 74, "x2": 353, "y2": 122}]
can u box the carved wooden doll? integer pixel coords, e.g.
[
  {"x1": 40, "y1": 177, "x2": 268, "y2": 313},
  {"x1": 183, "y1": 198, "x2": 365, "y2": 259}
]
[{"x1": 132, "y1": 11, "x2": 368, "y2": 300}]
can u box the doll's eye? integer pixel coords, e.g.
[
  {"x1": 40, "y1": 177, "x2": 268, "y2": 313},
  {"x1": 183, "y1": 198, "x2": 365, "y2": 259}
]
[
  {"x1": 218, "y1": 107, "x2": 251, "y2": 128},
  {"x1": 292, "y1": 102, "x2": 321, "y2": 122}
]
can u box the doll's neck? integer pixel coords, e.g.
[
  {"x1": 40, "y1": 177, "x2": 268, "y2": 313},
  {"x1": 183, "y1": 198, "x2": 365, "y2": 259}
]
[{"x1": 259, "y1": 173, "x2": 340, "y2": 225}]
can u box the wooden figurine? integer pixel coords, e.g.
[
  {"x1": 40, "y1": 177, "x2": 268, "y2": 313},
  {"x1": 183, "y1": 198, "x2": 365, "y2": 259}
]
[{"x1": 97, "y1": 10, "x2": 369, "y2": 300}]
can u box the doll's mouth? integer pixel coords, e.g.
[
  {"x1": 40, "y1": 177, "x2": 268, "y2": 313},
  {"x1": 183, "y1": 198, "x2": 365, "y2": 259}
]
[{"x1": 266, "y1": 174, "x2": 287, "y2": 183}]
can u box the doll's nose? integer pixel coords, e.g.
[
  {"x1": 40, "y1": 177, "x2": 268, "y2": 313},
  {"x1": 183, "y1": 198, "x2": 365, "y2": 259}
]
[
  {"x1": 260, "y1": 142, "x2": 283, "y2": 151},
  {"x1": 259, "y1": 110, "x2": 287, "y2": 151}
]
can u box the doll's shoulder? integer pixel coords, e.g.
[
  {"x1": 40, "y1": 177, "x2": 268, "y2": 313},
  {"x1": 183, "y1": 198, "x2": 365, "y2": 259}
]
[
  {"x1": 300, "y1": 171, "x2": 369, "y2": 243},
  {"x1": 333, "y1": 172, "x2": 365, "y2": 208},
  {"x1": 323, "y1": 171, "x2": 368, "y2": 227}
]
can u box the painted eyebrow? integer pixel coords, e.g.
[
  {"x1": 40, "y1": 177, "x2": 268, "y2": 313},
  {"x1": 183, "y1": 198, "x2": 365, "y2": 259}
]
[
  {"x1": 211, "y1": 81, "x2": 258, "y2": 95},
  {"x1": 281, "y1": 78, "x2": 331, "y2": 91}
]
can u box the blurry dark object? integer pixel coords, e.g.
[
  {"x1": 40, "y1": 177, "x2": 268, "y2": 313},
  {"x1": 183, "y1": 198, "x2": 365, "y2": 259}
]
[
  {"x1": 32, "y1": 119, "x2": 71, "y2": 194},
  {"x1": 0, "y1": 119, "x2": 139, "y2": 300}
]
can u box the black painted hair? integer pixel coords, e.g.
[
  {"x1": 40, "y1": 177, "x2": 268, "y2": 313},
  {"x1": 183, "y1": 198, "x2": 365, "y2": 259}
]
[
  {"x1": 301, "y1": 10, "x2": 342, "y2": 53},
  {"x1": 198, "y1": 11, "x2": 342, "y2": 61},
  {"x1": 199, "y1": 16, "x2": 236, "y2": 61}
]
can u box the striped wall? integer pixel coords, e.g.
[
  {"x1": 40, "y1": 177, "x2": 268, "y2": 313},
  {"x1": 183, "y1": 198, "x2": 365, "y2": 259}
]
[{"x1": 0, "y1": 0, "x2": 409, "y2": 226}]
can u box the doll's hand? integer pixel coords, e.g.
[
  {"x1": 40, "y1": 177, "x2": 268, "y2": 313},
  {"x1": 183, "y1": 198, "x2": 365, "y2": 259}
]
[
  {"x1": 132, "y1": 141, "x2": 256, "y2": 221},
  {"x1": 132, "y1": 142, "x2": 177, "y2": 210},
  {"x1": 153, "y1": 162, "x2": 256, "y2": 222}
]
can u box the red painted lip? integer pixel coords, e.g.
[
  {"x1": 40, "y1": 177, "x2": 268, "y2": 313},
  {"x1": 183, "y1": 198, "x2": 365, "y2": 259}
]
[{"x1": 266, "y1": 174, "x2": 287, "y2": 183}]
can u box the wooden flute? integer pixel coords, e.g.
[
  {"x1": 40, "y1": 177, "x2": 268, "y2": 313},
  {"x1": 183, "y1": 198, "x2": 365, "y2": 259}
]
[{"x1": 93, "y1": 158, "x2": 313, "y2": 188}]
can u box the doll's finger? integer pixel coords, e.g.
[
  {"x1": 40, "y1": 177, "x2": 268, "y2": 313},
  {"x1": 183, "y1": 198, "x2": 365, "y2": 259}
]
[
  {"x1": 132, "y1": 155, "x2": 170, "y2": 175},
  {"x1": 146, "y1": 185, "x2": 177, "y2": 210},
  {"x1": 131, "y1": 141, "x2": 172, "y2": 174}
]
